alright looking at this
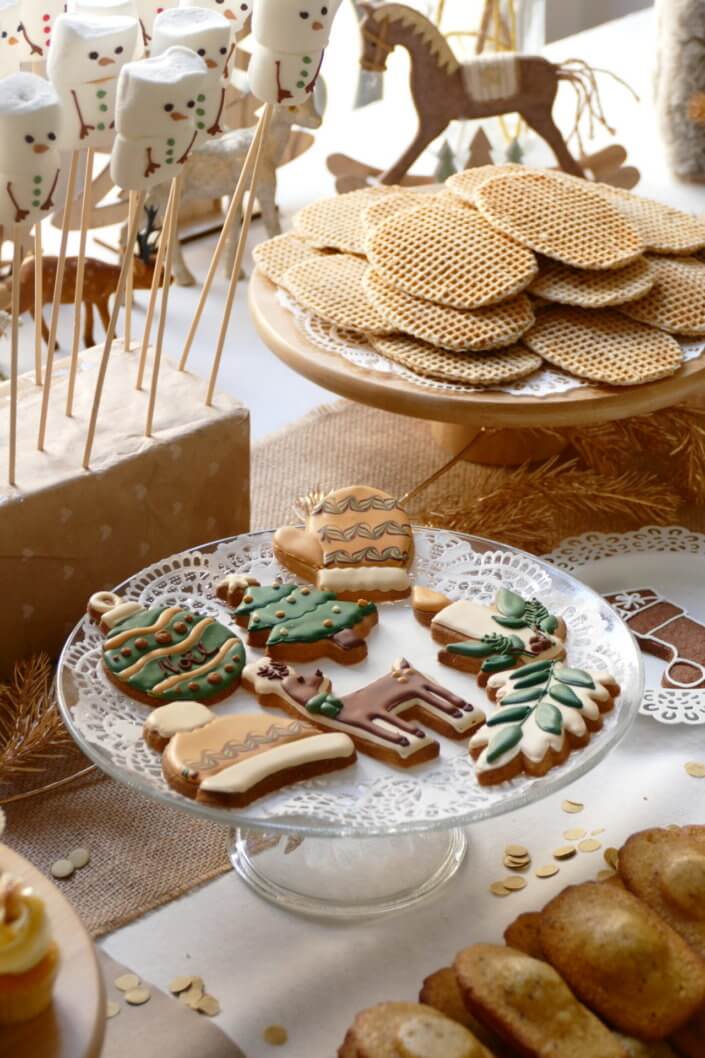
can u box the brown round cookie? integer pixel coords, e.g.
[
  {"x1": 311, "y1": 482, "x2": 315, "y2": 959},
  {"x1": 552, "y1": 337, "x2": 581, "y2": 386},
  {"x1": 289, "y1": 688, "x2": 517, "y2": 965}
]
[{"x1": 338, "y1": 1001, "x2": 494, "y2": 1058}]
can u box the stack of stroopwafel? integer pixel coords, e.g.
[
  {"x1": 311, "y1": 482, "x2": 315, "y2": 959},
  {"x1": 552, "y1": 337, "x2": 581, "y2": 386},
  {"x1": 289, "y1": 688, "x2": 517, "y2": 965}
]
[{"x1": 252, "y1": 167, "x2": 705, "y2": 389}]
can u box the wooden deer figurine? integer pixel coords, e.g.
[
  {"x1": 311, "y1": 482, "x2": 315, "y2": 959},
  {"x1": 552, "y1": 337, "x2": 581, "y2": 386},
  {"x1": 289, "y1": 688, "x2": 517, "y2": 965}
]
[{"x1": 7, "y1": 207, "x2": 163, "y2": 349}]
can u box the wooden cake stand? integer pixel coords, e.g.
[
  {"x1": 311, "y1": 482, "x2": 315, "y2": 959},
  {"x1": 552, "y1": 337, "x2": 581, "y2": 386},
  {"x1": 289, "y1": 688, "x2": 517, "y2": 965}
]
[
  {"x1": 0, "y1": 844, "x2": 105, "y2": 1058},
  {"x1": 249, "y1": 270, "x2": 705, "y2": 464}
]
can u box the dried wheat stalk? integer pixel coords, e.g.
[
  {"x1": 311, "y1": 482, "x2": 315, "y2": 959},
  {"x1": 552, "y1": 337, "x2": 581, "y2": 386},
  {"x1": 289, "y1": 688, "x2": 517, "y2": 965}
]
[{"x1": 0, "y1": 655, "x2": 71, "y2": 781}]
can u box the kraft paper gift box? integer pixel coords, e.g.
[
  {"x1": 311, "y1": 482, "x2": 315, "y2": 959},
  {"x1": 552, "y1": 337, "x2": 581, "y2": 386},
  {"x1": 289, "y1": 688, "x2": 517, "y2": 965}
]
[{"x1": 0, "y1": 345, "x2": 249, "y2": 678}]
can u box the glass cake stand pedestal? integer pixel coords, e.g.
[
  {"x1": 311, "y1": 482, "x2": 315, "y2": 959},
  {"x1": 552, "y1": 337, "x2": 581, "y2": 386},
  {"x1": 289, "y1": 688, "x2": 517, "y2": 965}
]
[{"x1": 57, "y1": 529, "x2": 643, "y2": 920}]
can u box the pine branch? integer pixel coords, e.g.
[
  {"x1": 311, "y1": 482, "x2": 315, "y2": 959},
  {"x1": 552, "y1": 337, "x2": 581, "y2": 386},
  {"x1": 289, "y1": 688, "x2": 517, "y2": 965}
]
[{"x1": 0, "y1": 655, "x2": 71, "y2": 782}]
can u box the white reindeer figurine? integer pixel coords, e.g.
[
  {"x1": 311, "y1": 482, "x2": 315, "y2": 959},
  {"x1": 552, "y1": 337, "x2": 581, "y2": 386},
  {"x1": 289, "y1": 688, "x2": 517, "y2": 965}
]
[{"x1": 144, "y1": 92, "x2": 321, "y2": 285}]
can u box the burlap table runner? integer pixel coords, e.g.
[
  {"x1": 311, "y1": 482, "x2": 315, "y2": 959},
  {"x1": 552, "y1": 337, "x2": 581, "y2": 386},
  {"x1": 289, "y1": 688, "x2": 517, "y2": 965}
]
[{"x1": 5, "y1": 397, "x2": 705, "y2": 939}]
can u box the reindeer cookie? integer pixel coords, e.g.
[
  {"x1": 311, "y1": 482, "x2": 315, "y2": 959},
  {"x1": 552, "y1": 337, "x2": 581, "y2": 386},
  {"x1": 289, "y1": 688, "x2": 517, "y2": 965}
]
[
  {"x1": 87, "y1": 590, "x2": 245, "y2": 706},
  {"x1": 273, "y1": 485, "x2": 414, "y2": 602},
  {"x1": 413, "y1": 586, "x2": 566, "y2": 684},
  {"x1": 242, "y1": 656, "x2": 485, "y2": 767},
  {"x1": 605, "y1": 587, "x2": 705, "y2": 689},
  {"x1": 215, "y1": 578, "x2": 378, "y2": 665},
  {"x1": 468, "y1": 660, "x2": 619, "y2": 785},
  {"x1": 145, "y1": 707, "x2": 356, "y2": 807}
]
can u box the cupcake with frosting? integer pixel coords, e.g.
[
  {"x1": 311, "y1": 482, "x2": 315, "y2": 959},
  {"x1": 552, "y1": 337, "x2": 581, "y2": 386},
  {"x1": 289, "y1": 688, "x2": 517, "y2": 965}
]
[{"x1": 0, "y1": 872, "x2": 59, "y2": 1024}]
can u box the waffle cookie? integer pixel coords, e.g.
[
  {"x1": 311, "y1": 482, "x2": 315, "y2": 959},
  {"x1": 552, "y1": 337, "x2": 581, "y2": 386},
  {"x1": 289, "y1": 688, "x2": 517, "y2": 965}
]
[
  {"x1": 368, "y1": 334, "x2": 542, "y2": 386},
  {"x1": 293, "y1": 187, "x2": 394, "y2": 255},
  {"x1": 453, "y1": 944, "x2": 626, "y2": 1058},
  {"x1": 252, "y1": 231, "x2": 326, "y2": 289},
  {"x1": 529, "y1": 256, "x2": 654, "y2": 308},
  {"x1": 588, "y1": 183, "x2": 705, "y2": 255},
  {"x1": 475, "y1": 169, "x2": 644, "y2": 270},
  {"x1": 367, "y1": 200, "x2": 537, "y2": 309},
  {"x1": 523, "y1": 306, "x2": 683, "y2": 385},
  {"x1": 272, "y1": 485, "x2": 413, "y2": 601},
  {"x1": 362, "y1": 190, "x2": 423, "y2": 245},
  {"x1": 338, "y1": 1002, "x2": 494, "y2": 1058},
  {"x1": 621, "y1": 255, "x2": 705, "y2": 334},
  {"x1": 446, "y1": 163, "x2": 526, "y2": 205},
  {"x1": 363, "y1": 270, "x2": 534, "y2": 351},
  {"x1": 539, "y1": 881, "x2": 705, "y2": 1040},
  {"x1": 283, "y1": 254, "x2": 393, "y2": 335}
]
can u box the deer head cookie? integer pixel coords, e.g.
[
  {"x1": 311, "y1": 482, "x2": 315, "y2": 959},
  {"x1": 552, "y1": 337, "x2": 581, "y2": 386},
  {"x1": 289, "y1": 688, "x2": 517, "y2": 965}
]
[{"x1": 273, "y1": 485, "x2": 414, "y2": 601}]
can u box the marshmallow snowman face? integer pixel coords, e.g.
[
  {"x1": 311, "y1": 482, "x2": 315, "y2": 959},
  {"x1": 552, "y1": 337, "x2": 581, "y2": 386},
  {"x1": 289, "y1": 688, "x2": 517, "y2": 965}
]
[
  {"x1": 152, "y1": 7, "x2": 230, "y2": 76},
  {"x1": 0, "y1": 0, "x2": 22, "y2": 76},
  {"x1": 0, "y1": 73, "x2": 62, "y2": 227},
  {"x1": 252, "y1": 0, "x2": 340, "y2": 53},
  {"x1": 48, "y1": 15, "x2": 139, "y2": 87},
  {"x1": 179, "y1": 0, "x2": 250, "y2": 35}
]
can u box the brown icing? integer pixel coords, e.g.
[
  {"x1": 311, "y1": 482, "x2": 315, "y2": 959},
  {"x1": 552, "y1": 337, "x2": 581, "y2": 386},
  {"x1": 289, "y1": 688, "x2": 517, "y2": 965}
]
[{"x1": 308, "y1": 485, "x2": 412, "y2": 568}]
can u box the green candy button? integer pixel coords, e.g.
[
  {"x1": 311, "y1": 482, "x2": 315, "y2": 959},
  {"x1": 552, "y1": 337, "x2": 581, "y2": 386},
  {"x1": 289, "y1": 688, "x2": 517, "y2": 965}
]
[
  {"x1": 196, "y1": 108, "x2": 205, "y2": 116},
  {"x1": 97, "y1": 122, "x2": 105, "y2": 130},
  {"x1": 33, "y1": 175, "x2": 41, "y2": 184},
  {"x1": 296, "y1": 80, "x2": 304, "y2": 87},
  {"x1": 99, "y1": 104, "x2": 108, "y2": 112},
  {"x1": 167, "y1": 137, "x2": 175, "y2": 146},
  {"x1": 197, "y1": 93, "x2": 205, "y2": 101},
  {"x1": 96, "y1": 89, "x2": 106, "y2": 97},
  {"x1": 166, "y1": 157, "x2": 173, "y2": 164},
  {"x1": 197, "y1": 121, "x2": 205, "y2": 130},
  {"x1": 303, "y1": 55, "x2": 311, "y2": 63}
]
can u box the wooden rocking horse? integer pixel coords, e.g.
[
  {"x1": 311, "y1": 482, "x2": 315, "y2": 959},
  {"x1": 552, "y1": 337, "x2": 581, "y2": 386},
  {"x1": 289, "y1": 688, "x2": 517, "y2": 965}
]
[{"x1": 358, "y1": 1, "x2": 603, "y2": 184}]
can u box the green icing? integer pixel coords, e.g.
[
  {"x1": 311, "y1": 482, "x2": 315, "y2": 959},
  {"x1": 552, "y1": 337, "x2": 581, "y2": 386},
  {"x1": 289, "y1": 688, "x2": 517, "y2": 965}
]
[
  {"x1": 234, "y1": 582, "x2": 295, "y2": 617},
  {"x1": 248, "y1": 587, "x2": 336, "y2": 631},
  {"x1": 267, "y1": 598, "x2": 377, "y2": 646},
  {"x1": 105, "y1": 608, "x2": 197, "y2": 676},
  {"x1": 306, "y1": 692, "x2": 344, "y2": 717},
  {"x1": 491, "y1": 590, "x2": 560, "y2": 637}
]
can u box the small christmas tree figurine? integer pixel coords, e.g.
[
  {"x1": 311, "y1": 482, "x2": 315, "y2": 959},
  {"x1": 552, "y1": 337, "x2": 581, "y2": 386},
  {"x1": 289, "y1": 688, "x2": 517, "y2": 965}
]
[
  {"x1": 465, "y1": 127, "x2": 493, "y2": 169},
  {"x1": 434, "y1": 138, "x2": 457, "y2": 181}
]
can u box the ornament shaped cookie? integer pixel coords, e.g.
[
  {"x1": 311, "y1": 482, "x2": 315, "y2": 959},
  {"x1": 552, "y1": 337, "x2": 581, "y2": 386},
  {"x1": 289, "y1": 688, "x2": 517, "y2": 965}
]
[
  {"x1": 0, "y1": 74, "x2": 62, "y2": 228},
  {"x1": 216, "y1": 578, "x2": 379, "y2": 665},
  {"x1": 152, "y1": 7, "x2": 232, "y2": 140},
  {"x1": 248, "y1": 0, "x2": 342, "y2": 106},
  {"x1": 158, "y1": 709, "x2": 356, "y2": 807},
  {"x1": 413, "y1": 586, "x2": 566, "y2": 682},
  {"x1": 469, "y1": 660, "x2": 619, "y2": 785},
  {"x1": 605, "y1": 587, "x2": 705, "y2": 689},
  {"x1": 87, "y1": 590, "x2": 245, "y2": 705},
  {"x1": 273, "y1": 486, "x2": 414, "y2": 601},
  {"x1": 242, "y1": 656, "x2": 484, "y2": 767},
  {"x1": 111, "y1": 45, "x2": 207, "y2": 192}
]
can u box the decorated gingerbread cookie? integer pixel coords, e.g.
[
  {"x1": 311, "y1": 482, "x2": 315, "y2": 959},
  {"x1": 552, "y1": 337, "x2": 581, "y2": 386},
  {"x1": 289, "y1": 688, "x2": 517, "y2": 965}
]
[
  {"x1": 605, "y1": 587, "x2": 705, "y2": 689},
  {"x1": 215, "y1": 578, "x2": 378, "y2": 665},
  {"x1": 242, "y1": 656, "x2": 485, "y2": 767},
  {"x1": 272, "y1": 485, "x2": 414, "y2": 601},
  {"x1": 468, "y1": 660, "x2": 619, "y2": 785},
  {"x1": 412, "y1": 586, "x2": 566, "y2": 683},
  {"x1": 87, "y1": 591, "x2": 245, "y2": 706},
  {"x1": 158, "y1": 711, "x2": 356, "y2": 807},
  {"x1": 143, "y1": 699, "x2": 214, "y2": 752}
]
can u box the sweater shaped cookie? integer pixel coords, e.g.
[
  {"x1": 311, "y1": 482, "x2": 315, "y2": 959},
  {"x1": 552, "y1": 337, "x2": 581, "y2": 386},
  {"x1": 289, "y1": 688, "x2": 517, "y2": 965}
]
[{"x1": 273, "y1": 485, "x2": 413, "y2": 601}]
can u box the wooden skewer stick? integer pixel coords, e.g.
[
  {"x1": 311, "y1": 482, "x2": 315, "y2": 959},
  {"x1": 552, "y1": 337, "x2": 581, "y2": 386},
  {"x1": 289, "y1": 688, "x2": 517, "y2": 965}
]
[
  {"x1": 136, "y1": 180, "x2": 177, "y2": 390},
  {"x1": 123, "y1": 190, "x2": 138, "y2": 352},
  {"x1": 178, "y1": 105, "x2": 270, "y2": 373},
  {"x1": 8, "y1": 230, "x2": 22, "y2": 486},
  {"x1": 37, "y1": 150, "x2": 80, "y2": 451},
  {"x1": 205, "y1": 103, "x2": 272, "y2": 406},
  {"x1": 144, "y1": 174, "x2": 182, "y2": 436},
  {"x1": 82, "y1": 190, "x2": 146, "y2": 471},
  {"x1": 66, "y1": 148, "x2": 94, "y2": 417},
  {"x1": 33, "y1": 221, "x2": 43, "y2": 386}
]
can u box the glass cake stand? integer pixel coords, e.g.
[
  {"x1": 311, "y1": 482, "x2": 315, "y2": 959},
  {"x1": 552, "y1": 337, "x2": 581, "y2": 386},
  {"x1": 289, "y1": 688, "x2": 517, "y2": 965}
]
[{"x1": 56, "y1": 529, "x2": 643, "y2": 919}]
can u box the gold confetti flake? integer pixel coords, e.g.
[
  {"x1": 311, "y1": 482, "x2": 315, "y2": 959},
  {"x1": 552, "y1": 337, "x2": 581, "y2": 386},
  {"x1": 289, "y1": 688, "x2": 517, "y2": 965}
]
[
  {"x1": 489, "y1": 881, "x2": 510, "y2": 897},
  {"x1": 50, "y1": 858, "x2": 75, "y2": 880},
  {"x1": 197, "y1": 994, "x2": 221, "y2": 1017},
  {"x1": 125, "y1": 988, "x2": 151, "y2": 1006},
  {"x1": 536, "y1": 864, "x2": 559, "y2": 879},
  {"x1": 114, "y1": 973, "x2": 140, "y2": 993},
  {"x1": 504, "y1": 857, "x2": 531, "y2": 871},
  {"x1": 106, "y1": 1001, "x2": 120, "y2": 1019},
  {"x1": 563, "y1": 827, "x2": 586, "y2": 841},
  {"x1": 604, "y1": 847, "x2": 619, "y2": 870},
  {"x1": 68, "y1": 847, "x2": 90, "y2": 869},
  {"x1": 685, "y1": 761, "x2": 705, "y2": 778},
  {"x1": 505, "y1": 844, "x2": 529, "y2": 857},
  {"x1": 578, "y1": 838, "x2": 602, "y2": 853},
  {"x1": 553, "y1": 846, "x2": 577, "y2": 860},
  {"x1": 562, "y1": 800, "x2": 584, "y2": 814},
  {"x1": 597, "y1": 869, "x2": 616, "y2": 882},
  {"x1": 503, "y1": 876, "x2": 527, "y2": 891},
  {"x1": 169, "y1": 976, "x2": 194, "y2": 995},
  {"x1": 263, "y1": 1025, "x2": 288, "y2": 1046}
]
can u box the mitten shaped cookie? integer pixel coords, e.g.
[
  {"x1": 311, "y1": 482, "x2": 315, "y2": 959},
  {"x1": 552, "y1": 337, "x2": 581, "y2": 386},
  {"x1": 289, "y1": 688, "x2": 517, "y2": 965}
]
[
  {"x1": 338, "y1": 1001, "x2": 494, "y2": 1058},
  {"x1": 468, "y1": 661, "x2": 619, "y2": 785},
  {"x1": 87, "y1": 591, "x2": 245, "y2": 706},
  {"x1": 412, "y1": 586, "x2": 566, "y2": 683},
  {"x1": 273, "y1": 485, "x2": 414, "y2": 601}
]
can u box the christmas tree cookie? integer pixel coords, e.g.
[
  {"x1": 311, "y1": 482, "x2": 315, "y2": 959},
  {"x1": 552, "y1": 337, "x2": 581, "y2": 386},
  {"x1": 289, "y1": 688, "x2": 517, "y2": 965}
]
[
  {"x1": 88, "y1": 591, "x2": 245, "y2": 706},
  {"x1": 469, "y1": 660, "x2": 620, "y2": 785},
  {"x1": 412, "y1": 586, "x2": 567, "y2": 684},
  {"x1": 242, "y1": 656, "x2": 485, "y2": 767},
  {"x1": 215, "y1": 577, "x2": 378, "y2": 665}
]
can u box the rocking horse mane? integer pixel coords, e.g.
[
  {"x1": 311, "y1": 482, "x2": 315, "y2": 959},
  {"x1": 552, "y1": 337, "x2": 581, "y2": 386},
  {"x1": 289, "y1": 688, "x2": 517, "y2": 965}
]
[{"x1": 364, "y1": 2, "x2": 460, "y2": 75}]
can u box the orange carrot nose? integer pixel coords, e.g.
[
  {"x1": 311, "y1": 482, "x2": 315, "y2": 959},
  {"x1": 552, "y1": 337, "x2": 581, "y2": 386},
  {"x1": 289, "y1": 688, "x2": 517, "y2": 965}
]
[
  {"x1": 223, "y1": 9, "x2": 234, "y2": 17},
  {"x1": 170, "y1": 111, "x2": 186, "y2": 120},
  {"x1": 32, "y1": 143, "x2": 49, "y2": 153},
  {"x1": 98, "y1": 55, "x2": 114, "y2": 65},
  {"x1": 7, "y1": 35, "x2": 17, "y2": 44},
  {"x1": 312, "y1": 19, "x2": 323, "y2": 28},
  {"x1": 206, "y1": 57, "x2": 217, "y2": 68}
]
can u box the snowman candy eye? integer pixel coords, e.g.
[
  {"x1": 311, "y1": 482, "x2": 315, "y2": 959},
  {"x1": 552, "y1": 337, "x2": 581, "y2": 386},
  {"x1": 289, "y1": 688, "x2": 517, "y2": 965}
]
[
  {"x1": 164, "y1": 102, "x2": 173, "y2": 111},
  {"x1": 197, "y1": 47, "x2": 205, "y2": 55},
  {"x1": 219, "y1": 45, "x2": 226, "y2": 53},
  {"x1": 299, "y1": 10, "x2": 308, "y2": 17},
  {"x1": 48, "y1": 131, "x2": 55, "y2": 140},
  {"x1": 24, "y1": 133, "x2": 34, "y2": 143},
  {"x1": 115, "y1": 45, "x2": 123, "y2": 53}
]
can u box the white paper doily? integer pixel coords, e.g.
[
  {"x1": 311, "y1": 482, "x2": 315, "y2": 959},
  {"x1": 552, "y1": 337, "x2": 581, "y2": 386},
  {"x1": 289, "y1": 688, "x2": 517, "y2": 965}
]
[
  {"x1": 277, "y1": 288, "x2": 705, "y2": 399},
  {"x1": 545, "y1": 525, "x2": 705, "y2": 725},
  {"x1": 57, "y1": 529, "x2": 641, "y2": 837}
]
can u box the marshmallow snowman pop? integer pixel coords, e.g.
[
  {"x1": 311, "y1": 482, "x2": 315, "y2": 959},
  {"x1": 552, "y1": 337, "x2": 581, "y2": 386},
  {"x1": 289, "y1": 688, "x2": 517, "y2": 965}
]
[
  {"x1": 135, "y1": 0, "x2": 177, "y2": 51},
  {"x1": 82, "y1": 45, "x2": 206, "y2": 468},
  {"x1": 179, "y1": 0, "x2": 250, "y2": 37},
  {"x1": 39, "y1": 14, "x2": 139, "y2": 439},
  {"x1": 18, "y1": 0, "x2": 64, "y2": 62},
  {"x1": 200, "y1": 0, "x2": 342, "y2": 403},
  {"x1": 0, "y1": 72, "x2": 62, "y2": 483}
]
